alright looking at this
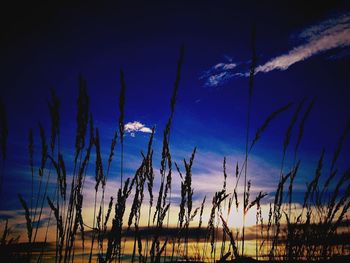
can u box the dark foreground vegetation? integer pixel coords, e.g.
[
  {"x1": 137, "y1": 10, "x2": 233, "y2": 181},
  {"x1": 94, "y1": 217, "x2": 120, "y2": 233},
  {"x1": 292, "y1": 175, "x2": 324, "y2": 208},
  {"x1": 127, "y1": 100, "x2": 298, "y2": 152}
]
[{"x1": 0, "y1": 39, "x2": 350, "y2": 262}]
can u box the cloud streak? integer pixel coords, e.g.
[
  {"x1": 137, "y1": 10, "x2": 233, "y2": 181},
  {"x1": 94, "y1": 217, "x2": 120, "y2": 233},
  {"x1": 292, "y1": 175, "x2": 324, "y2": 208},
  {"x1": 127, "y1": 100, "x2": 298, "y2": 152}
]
[
  {"x1": 256, "y1": 12, "x2": 350, "y2": 73},
  {"x1": 202, "y1": 12, "x2": 350, "y2": 87}
]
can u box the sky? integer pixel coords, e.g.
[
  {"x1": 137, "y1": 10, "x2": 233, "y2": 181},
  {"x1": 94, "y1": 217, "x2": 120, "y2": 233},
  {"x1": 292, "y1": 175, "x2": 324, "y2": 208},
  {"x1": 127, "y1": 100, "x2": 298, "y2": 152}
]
[{"x1": 1, "y1": 1, "x2": 350, "y2": 235}]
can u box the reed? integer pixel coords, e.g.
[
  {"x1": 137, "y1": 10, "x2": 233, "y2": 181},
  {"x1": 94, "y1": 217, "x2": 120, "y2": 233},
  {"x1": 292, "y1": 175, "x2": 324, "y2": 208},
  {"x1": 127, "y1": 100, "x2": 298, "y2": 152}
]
[
  {"x1": 182, "y1": 148, "x2": 197, "y2": 259},
  {"x1": 321, "y1": 119, "x2": 350, "y2": 199},
  {"x1": 18, "y1": 194, "x2": 32, "y2": 244},
  {"x1": 34, "y1": 90, "x2": 60, "y2": 256},
  {"x1": 269, "y1": 168, "x2": 293, "y2": 260},
  {"x1": 250, "y1": 102, "x2": 293, "y2": 151},
  {"x1": 0, "y1": 220, "x2": 9, "y2": 246},
  {"x1": 47, "y1": 197, "x2": 64, "y2": 263},
  {"x1": 284, "y1": 98, "x2": 315, "y2": 261},
  {"x1": 242, "y1": 26, "x2": 257, "y2": 256},
  {"x1": 28, "y1": 129, "x2": 34, "y2": 218},
  {"x1": 32, "y1": 123, "x2": 48, "y2": 243},
  {"x1": 88, "y1": 127, "x2": 104, "y2": 263},
  {"x1": 294, "y1": 98, "x2": 316, "y2": 162},
  {"x1": 206, "y1": 189, "x2": 229, "y2": 260},
  {"x1": 58, "y1": 153, "x2": 67, "y2": 201},
  {"x1": 119, "y1": 70, "x2": 126, "y2": 189},
  {"x1": 219, "y1": 157, "x2": 228, "y2": 259},
  {"x1": 63, "y1": 78, "x2": 91, "y2": 263},
  {"x1": 95, "y1": 130, "x2": 118, "y2": 259},
  {"x1": 175, "y1": 161, "x2": 186, "y2": 260},
  {"x1": 96, "y1": 196, "x2": 114, "y2": 261},
  {"x1": 144, "y1": 128, "x2": 155, "y2": 262},
  {"x1": 198, "y1": 196, "x2": 206, "y2": 231},
  {"x1": 128, "y1": 158, "x2": 146, "y2": 263},
  {"x1": 220, "y1": 215, "x2": 239, "y2": 259},
  {"x1": 283, "y1": 99, "x2": 305, "y2": 158},
  {"x1": 63, "y1": 79, "x2": 90, "y2": 261},
  {"x1": 65, "y1": 113, "x2": 94, "y2": 263},
  {"x1": 74, "y1": 75, "x2": 90, "y2": 165},
  {"x1": 105, "y1": 178, "x2": 134, "y2": 263},
  {"x1": 48, "y1": 88, "x2": 60, "y2": 154},
  {"x1": 151, "y1": 46, "x2": 184, "y2": 263},
  {"x1": 47, "y1": 154, "x2": 64, "y2": 263},
  {"x1": 283, "y1": 99, "x2": 305, "y2": 219}
]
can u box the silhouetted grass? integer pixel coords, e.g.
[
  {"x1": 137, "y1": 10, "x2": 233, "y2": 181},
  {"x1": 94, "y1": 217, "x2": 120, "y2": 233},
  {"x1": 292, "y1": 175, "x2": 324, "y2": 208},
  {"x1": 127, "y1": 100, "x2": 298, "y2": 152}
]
[{"x1": 0, "y1": 44, "x2": 349, "y2": 263}]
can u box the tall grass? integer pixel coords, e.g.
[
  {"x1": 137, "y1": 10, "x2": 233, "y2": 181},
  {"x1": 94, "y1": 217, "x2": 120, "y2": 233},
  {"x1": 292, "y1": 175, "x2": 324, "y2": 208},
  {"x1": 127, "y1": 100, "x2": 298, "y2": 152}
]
[
  {"x1": 0, "y1": 43, "x2": 349, "y2": 263},
  {"x1": 241, "y1": 26, "x2": 257, "y2": 256},
  {"x1": 119, "y1": 70, "x2": 126, "y2": 189}
]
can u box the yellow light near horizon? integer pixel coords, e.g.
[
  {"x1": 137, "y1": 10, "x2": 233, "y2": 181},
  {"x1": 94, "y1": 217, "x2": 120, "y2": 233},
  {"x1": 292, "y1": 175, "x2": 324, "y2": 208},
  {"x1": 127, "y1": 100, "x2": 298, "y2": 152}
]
[{"x1": 81, "y1": 200, "x2": 277, "y2": 229}]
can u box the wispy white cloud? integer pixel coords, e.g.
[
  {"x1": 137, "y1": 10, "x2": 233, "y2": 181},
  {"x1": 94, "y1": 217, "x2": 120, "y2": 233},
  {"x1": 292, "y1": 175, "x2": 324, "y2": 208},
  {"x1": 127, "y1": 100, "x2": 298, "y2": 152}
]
[
  {"x1": 202, "y1": 12, "x2": 350, "y2": 87},
  {"x1": 124, "y1": 121, "x2": 152, "y2": 137},
  {"x1": 200, "y1": 56, "x2": 243, "y2": 87}
]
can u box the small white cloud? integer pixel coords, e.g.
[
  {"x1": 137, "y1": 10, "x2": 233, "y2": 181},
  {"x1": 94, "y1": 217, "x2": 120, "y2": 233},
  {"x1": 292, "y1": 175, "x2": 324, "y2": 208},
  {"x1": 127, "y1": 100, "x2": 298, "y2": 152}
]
[{"x1": 124, "y1": 121, "x2": 152, "y2": 136}]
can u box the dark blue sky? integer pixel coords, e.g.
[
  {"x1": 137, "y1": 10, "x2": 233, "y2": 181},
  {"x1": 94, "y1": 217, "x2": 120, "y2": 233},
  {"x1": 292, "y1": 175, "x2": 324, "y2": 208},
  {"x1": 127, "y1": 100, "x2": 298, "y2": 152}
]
[{"x1": 1, "y1": 1, "x2": 350, "y2": 212}]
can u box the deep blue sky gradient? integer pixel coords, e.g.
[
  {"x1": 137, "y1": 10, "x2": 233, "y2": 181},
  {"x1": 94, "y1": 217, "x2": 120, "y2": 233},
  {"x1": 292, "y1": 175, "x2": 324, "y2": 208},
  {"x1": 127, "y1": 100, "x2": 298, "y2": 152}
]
[{"x1": 1, "y1": 1, "x2": 350, "y2": 211}]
